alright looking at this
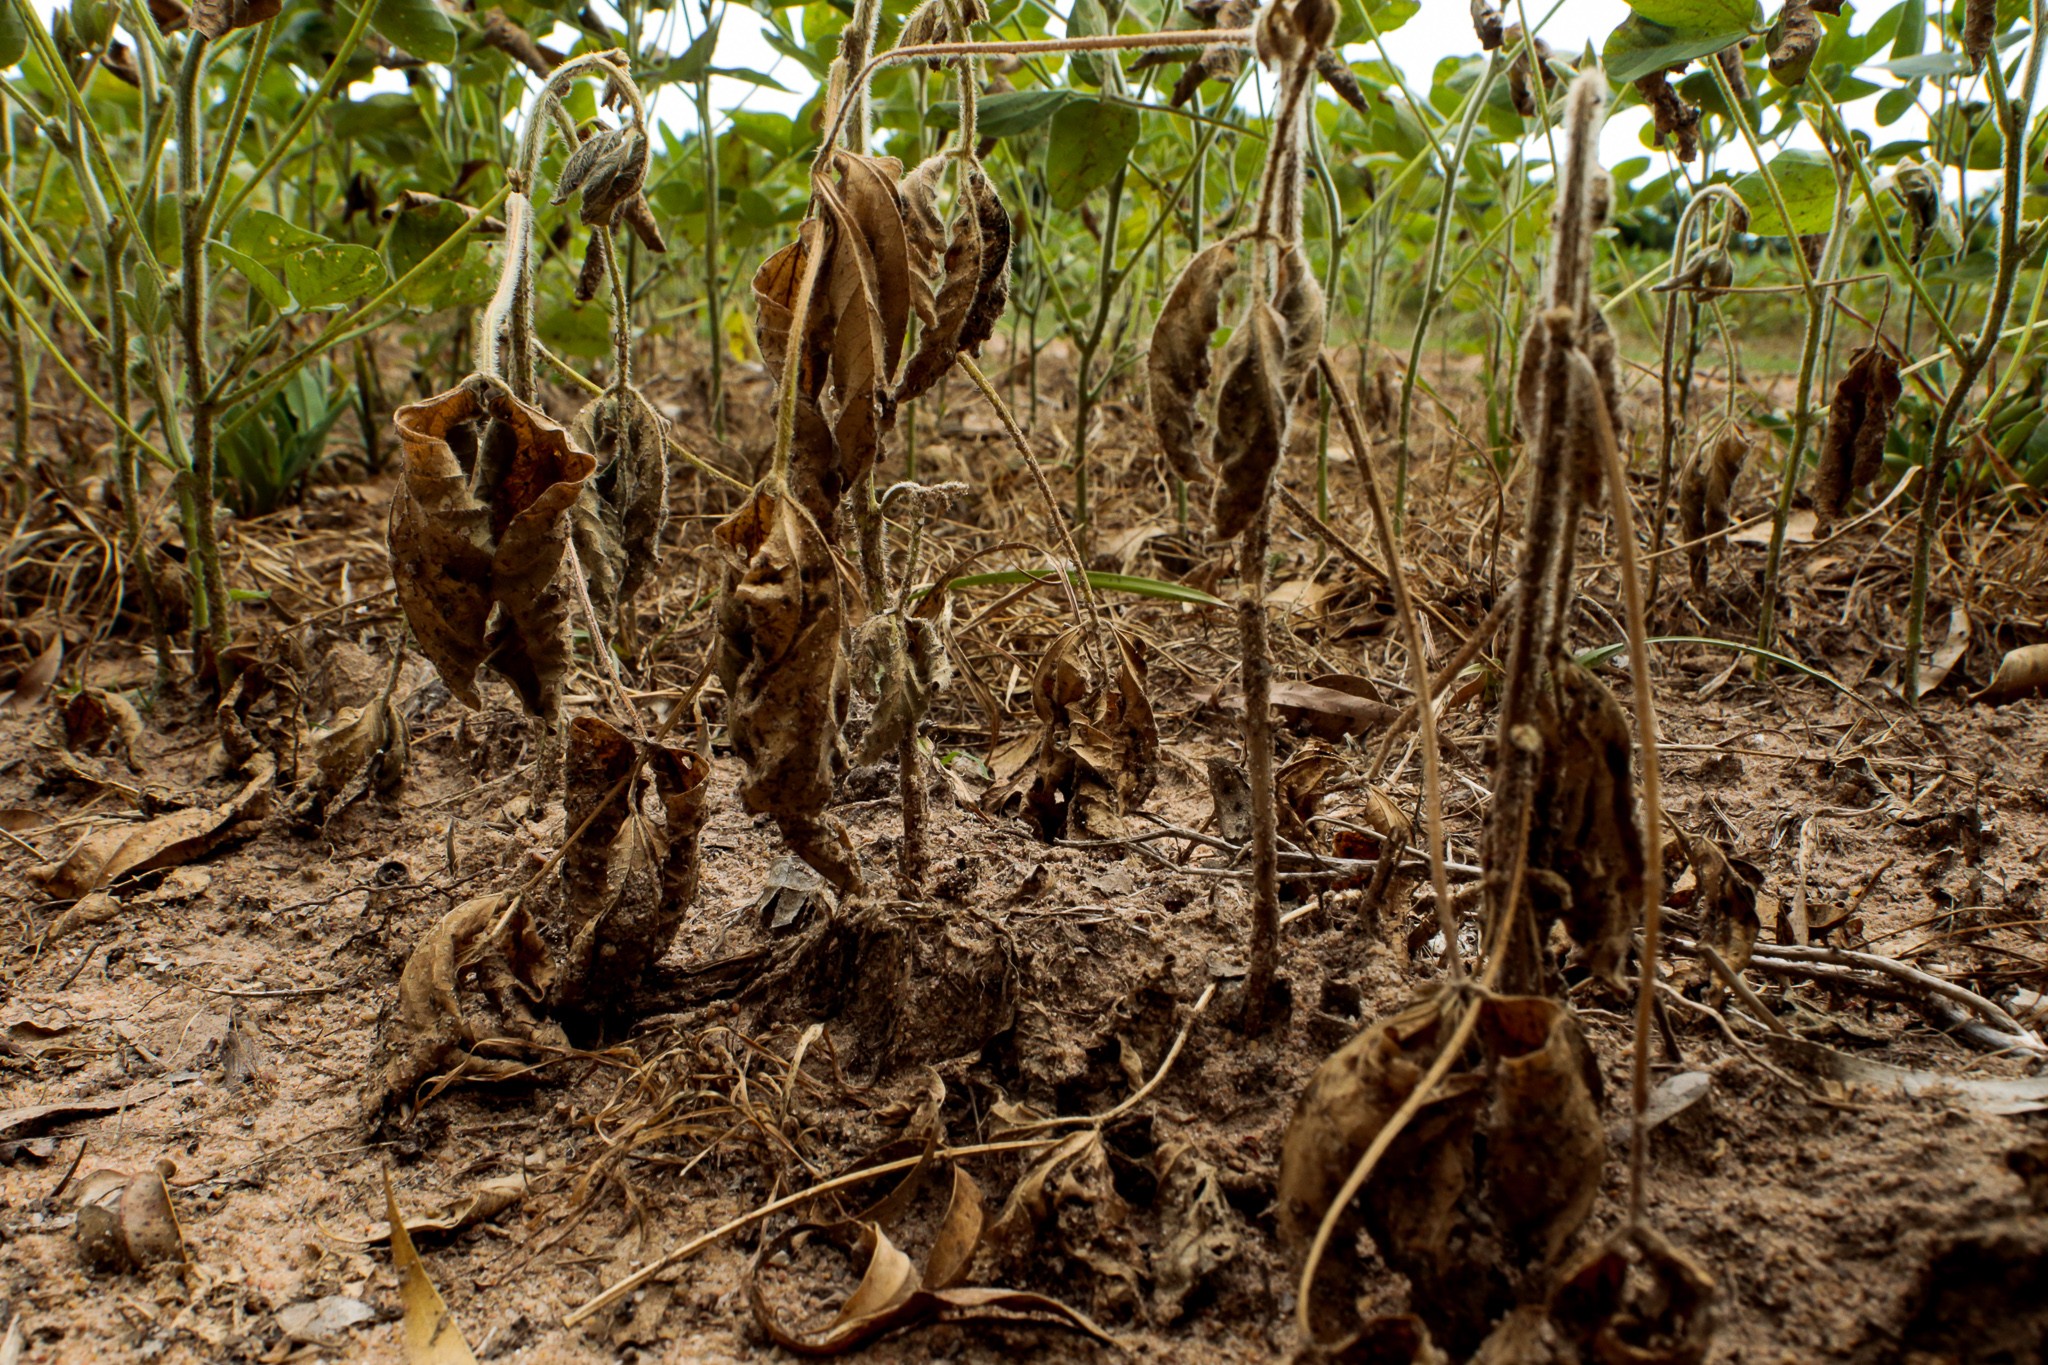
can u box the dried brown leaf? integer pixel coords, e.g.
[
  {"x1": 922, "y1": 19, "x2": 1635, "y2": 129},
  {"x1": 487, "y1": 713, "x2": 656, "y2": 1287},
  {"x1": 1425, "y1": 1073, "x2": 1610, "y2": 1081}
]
[
  {"x1": 386, "y1": 1172, "x2": 482, "y2": 1364},
  {"x1": 1209, "y1": 300, "x2": 1288, "y2": 540},
  {"x1": 2, "y1": 635, "x2": 61, "y2": 712},
  {"x1": 570, "y1": 383, "x2": 671, "y2": 612},
  {"x1": 714, "y1": 488, "x2": 860, "y2": 896},
  {"x1": 1148, "y1": 241, "x2": 1239, "y2": 482},
  {"x1": 389, "y1": 376, "x2": 596, "y2": 716},
  {"x1": 1769, "y1": 1, "x2": 1821, "y2": 85},
  {"x1": 1679, "y1": 426, "x2": 1750, "y2": 589},
  {"x1": 899, "y1": 155, "x2": 948, "y2": 331},
  {"x1": 29, "y1": 755, "x2": 274, "y2": 900},
  {"x1": 1551, "y1": 1227, "x2": 1716, "y2": 1365},
  {"x1": 63, "y1": 687, "x2": 144, "y2": 772},
  {"x1": 189, "y1": 0, "x2": 278, "y2": 39},
  {"x1": 1635, "y1": 69, "x2": 1701, "y2": 161},
  {"x1": 1812, "y1": 344, "x2": 1901, "y2": 520},
  {"x1": 753, "y1": 221, "x2": 829, "y2": 398},
  {"x1": 1974, "y1": 642, "x2": 2048, "y2": 703}
]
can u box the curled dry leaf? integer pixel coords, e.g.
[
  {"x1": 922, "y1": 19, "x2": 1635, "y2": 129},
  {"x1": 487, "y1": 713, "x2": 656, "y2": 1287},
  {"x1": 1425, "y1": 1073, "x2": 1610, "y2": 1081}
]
[
  {"x1": 389, "y1": 375, "x2": 596, "y2": 717},
  {"x1": 1520, "y1": 661, "x2": 1645, "y2": 990},
  {"x1": 1813, "y1": 344, "x2": 1902, "y2": 520},
  {"x1": 328, "y1": 1174, "x2": 526, "y2": 1246},
  {"x1": 292, "y1": 688, "x2": 409, "y2": 827},
  {"x1": 1974, "y1": 642, "x2": 2048, "y2": 704},
  {"x1": 30, "y1": 754, "x2": 275, "y2": 900},
  {"x1": 75, "y1": 1160, "x2": 185, "y2": 1271},
  {"x1": 1551, "y1": 1226, "x2": 1717, "y2": 1365},
  {"x1": 1471, "y1": 0, "x2": 1504, "y2": 49},
  {"x1": 1635, "y1": 70, "x2": 1701, "y2": 162},
  {"x1": 1148, "y1": 241, "x2": 1238, "y2": 482},
  {"x1": 899, "y1": 155, "x2": 948, "y2": 331},
  {"x1": 1679, "y1": 426, "x2": 1750, "y2": 589},
  {"x1": 386, "y1": 1171, "x2": 482, "y2": 1365},
  {"x1": 895, "y1": 167, "x2": 1012, "y2": 405},
  {"x1": 1210, "y1": 248, "x2": 1323, "y2": 539},
  {"x1": 569, "y1": 383, "x2": 671, "y2": 619},
  {"x1": 552, "y1": 716, "x2": 712, "y2": 1014},
  {"x1": 1504, "y1": 28, "x2": 1560, "y2": 118},
  {"x1": 982, "y1": 1130, "x2": 1144, "y2": 1316},
  {"x1": 714, "y1": 488, "x2": 860, "y2": 896},
  {"x1": 1679, "y1": 833, "x2": 1762, "y2": 981},
  {"x1": 365, "y1": 894, "x2": 563, "y2": 1121},
  {"x1": 1151, "y1": 1153, "x2": 1241, "y2": 1322},
  {"x1": 63, "y1": 687, "x2": 144, "y2": 772},
  {"x1": 2, "y1": 634, "x2": 61, "y2": 711},
  {"x1": 1279, "y1": 992, "x2": 1604, "y2": 1353},
  {"x1": 851, "y1": 611, "x2": 950, "y2": 767},
  {"x1": 1769, "y1": 1, "x2": 1822, "y2": 86},
  {"x1": 1316, "y1": 50, "x2": 1369, "y2": 115}
]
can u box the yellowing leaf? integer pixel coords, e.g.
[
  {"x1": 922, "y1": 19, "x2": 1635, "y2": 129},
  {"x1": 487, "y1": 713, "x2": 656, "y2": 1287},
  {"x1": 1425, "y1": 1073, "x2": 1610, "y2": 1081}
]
[{"x1": 386, "y1": 1171, "x2": 479, "y2": 1365}]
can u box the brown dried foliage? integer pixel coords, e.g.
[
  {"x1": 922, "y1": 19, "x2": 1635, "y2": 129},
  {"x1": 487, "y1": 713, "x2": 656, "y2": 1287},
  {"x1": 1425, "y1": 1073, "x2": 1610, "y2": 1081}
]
[
  {"x1": 569, "y1": 383, "x2": 671, "y2": 620},
  {"x1": 1963, "y1": 0, "x2": 1995, "y2": 70},
  {"x1": 388, "y1": 376, "x2": 596, "y2": 717},
  {"x1": 1471, "y1": 0, "x2": 1505, "y2": 49},
  {"x1": 1209, "y1": 248, "x2": 1324, "y2": 538},
  {"x1": 1169, "y1": 0, "x2": 1258, "y2": 107},
  {"x1": 1635, "y1": 70, "x2": 1701, "y2": 162},
  {"x1": 1679, "y1": 425, "x2": 1750, "y2": 589},
  {"x1": 1279, "y1": 992, "x2": 1604, "y2": 1354},
  {"x1": 1769, "y1": 1, "x2": 1822, "y2": 86},
  {"x1": 896, "y1": 166, "x2": 1013, "y2": 405},
  {"x1": 1813, "y1": 344, "x2": 1902, "y2": 520},
  {"x1": 1147, "y1": 241, "x2": 1238, "y2": 482}
]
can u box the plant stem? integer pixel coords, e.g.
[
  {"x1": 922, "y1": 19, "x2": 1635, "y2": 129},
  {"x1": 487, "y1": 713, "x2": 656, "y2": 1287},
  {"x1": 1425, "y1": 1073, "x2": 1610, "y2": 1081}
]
[
  {"x1": 176, "y1": 33, "x2": 233, "y2": 664},
  {"x1": 1239, "y1": 501, "x2": 1279, "y2": 1034}
]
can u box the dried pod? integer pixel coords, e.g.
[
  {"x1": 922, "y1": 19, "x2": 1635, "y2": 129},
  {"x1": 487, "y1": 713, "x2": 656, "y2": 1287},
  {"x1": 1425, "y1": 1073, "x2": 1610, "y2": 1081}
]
[
  {"x1": 1768, "y1": 1, "x2": 1821, "y2": 86},
  {"x1": 1147, "y1": 241, "x2": 1239, "y2": 481},
  {"x1": 575, "y1": 231, "x2": 607, "y2": 303},
  {"x1": 1635, "y1": 70, "x2": 1701, "y2": 162},
  {"x1": 1505, "y1": 28, "x2": 1561, "y2": 118},
  {"x1": 1316, "y1": 50, "x2": 1369, "y2": 115},
  {"x1": 389, "y1": 376, "x2": 596, "y2": 717},
  {"x1": 1715, "y1": 43, "x2": 1751, "y2": 102},
  {"x1": 1678, "y1": 425, "x2": 1750, "y2": 589},
  {"x1": 1812, "y1": 344, "x2": 1901, "y2": 519},
  {"x1": 1963, "y1": 0, "x2": 1994, "y2": 71},
  {"x1": 1170, "y1": 0, "x2": 1258, "y2": 107},
  {"x1": 713, "y1": 488, "x2": 861, "y2": 897},
  {"x1": 1471, "y1": 0, "x2": 1505, "y2": 49},
  {"x1": 553, "y1": 123, "x2": 649, "y2": 228}
]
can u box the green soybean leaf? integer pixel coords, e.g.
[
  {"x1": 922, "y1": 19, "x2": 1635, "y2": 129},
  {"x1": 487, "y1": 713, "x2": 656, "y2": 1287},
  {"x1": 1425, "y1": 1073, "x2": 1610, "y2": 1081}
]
[
  {"x1": 927, "y1": 88, "x2": 1078, "y2": 137},
  {"x1": 122, "y1": 268, "x2": 172, "y2": 338},
  {"x1": 941, "y1": 569, "x2": 1226, "y2": 608},
  {"x1": 671, "y1": 20, "x2": 719, "y2": 83},
  {"x1": 0, "y1": 1, "x2": 27, "y2": 69},
  {"x1": 1366, "y1": 0, "x2": 1419, "y2": 33},
  {"x1": 281, "y1": 243, "x2": 387, "y2": 309},
  {"x1": 369, "y1": 0, "x2": 455, "y2": 64},
  {"x1": 231, "y1": 209, "x2": 329, "y2": 265},
  {"x1": 1045, "y1": 96, "x2": 1140, "y2": 210},
  {"x1": 1576, "y1": 635, "x2": 1877, "y2": 712},
  {"x1": 1602, "y1": 0, "x2": 1761, "y2": 84},
  {"x1": 1875, "y1": 50, "x2": 1969, "y2": 78},
  {"x1": 709, "y1": 66, "x2": 789, "y2": 90},
  {"x1": 1732, "y1": 150, "x2": 1839, "y2": 236},
  {"x1": 1067, "y1": 0, "x2": 1109, "y2": 87},
  {"x1": 1890, "y1": 0, "x2": 1925, "y2": 57},
  {"x1": 212, "y1": 241, "x2": 293, "y2": 313}
]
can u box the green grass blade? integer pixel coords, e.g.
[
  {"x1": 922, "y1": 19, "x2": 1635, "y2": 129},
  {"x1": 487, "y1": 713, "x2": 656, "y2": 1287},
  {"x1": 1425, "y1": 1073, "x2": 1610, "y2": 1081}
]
[
  {"x1": 1577, "y1": 635, "x2": 1881, "y2": 712},
  {"x1": 941, "y1": 569, "x2": 1226, "y2": 609}
]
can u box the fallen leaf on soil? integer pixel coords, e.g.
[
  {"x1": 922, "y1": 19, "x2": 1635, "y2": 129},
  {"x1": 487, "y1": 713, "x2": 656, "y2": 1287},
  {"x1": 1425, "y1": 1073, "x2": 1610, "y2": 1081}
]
[
  {"x1": 1272, "y1": 680, "x2": 1400, "y2": 741},
  {"x1": 982, "y1": 1129, "x2": 1143, "y2": 1315},
  {"x1": 747, "y1": 1157, "x2": 1113, "y2": 1355},
  {"x1": 74, "y1": 1159, "x2": 186, "y2": 1271},
  {"x1": 1643, "y1": 1072, "x2": 1713, "y2": 1132},
  {"x1": 63, "y1": 688, "x2": 145, "y2": 771},
  {"x1": 293, "y1": 689, "x2": 409, "y2": 826},
  {"x1": 329, "y1": 1174, "x2": 526, "y2": 1245},
  {"x1": 2, "y1": 635, "x2": 61, "y2": 711},
  {"x1": 29, "y1": 754, "x2": 275, "y2": 899},
  {"x1": 276, "y1": 1295, "x2": 378, "y2": 1345},
  {"x1": 39, "y1": 891, "x2": 122, "y2": 950},
  {"x1": 387, "y1": 1171, "x2": 480, "y2": 1364},
  {"x1": 1679, "y1": 834, "x2": 1762, "y2": 982},
  {"x1": 1973, "y1": 642, "x2": 2048, "y2": 704},
  {"x1": 1919, "y1": 605, "x2": 1971, "y2": 696},
  {"x1": 1151, "y1": 1151, "x2": 1241, "y2": 1322},
  {"x1": 1550, "y1": 1225, "x2": 1716, "y2": 1365},
  {"x1": 1765, "y1": 1035, "x2": 2048, "y2": 1115},
  {"x1": 0, "y1": 1093, "x2": 152, "y2": 1144},
  {"x1": 1730, "y1": 510, "x2": 1816, "y2": 545}
]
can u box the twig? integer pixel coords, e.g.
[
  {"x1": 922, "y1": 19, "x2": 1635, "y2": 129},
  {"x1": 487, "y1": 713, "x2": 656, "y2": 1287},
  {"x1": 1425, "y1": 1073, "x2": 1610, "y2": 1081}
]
[{"x1": 1698, "y1": 944, "x2": 1789, "y2": 1035}]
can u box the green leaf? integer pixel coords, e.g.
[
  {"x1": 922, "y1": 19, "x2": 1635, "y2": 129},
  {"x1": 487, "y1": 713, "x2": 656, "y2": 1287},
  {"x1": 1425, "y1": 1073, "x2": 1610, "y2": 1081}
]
[
  {"x1": 230, "y1": 209, "x2": 330, "y2": 265},
  {"x1": 671, "y1": 20, "x2": 719, "y2": 83},
  {"x1": 1602, "y1": 0, "x2": 1761, "y2": 84},
  {"x1": 1874, "y1": 50, "x2": 1969, "y2": 78},
  {"x1": 1890, "y1": 0, "x2": 1926, "y2": 57},
  {"x1": 1365, "y1": 0, "x2": 1419, "y2": 33},
  {"x1": 211, "y1": 241, "x2": 293, "y2": 313},
  {"x1": 280, "y1": 243, "x2": 387, "y2": 309},
  {"x1": 940, "y1": 569, "x2": 1227, "y2": 608},
  {"x1": 121, "y1": 267, "x2": 171, "y2": 338},
  {"x1": 384, "y1": 200, "x2": 495, "y2": 310},
  {"x1": 1575, "y1": 635, "x2": 1877, "y2": 712},
  {"x1": 368, "y1": 0, "x2": 455, "y2": 65},
  {"x1": 927, "y1": 88, "x2": 1078, "y2": 137},
  {"x1": 1732, "y1": 149, "x2": 1840, "y2": 235},
  {"x1": 1876, "y1": 80, "x2": 1921, "y2": 126},
  {"x1": 0, "y1": 1, "x2": 27, "y2": 69},
  {"x1": 1334, "y1": 0, "x2": 1367, "y2": 46},
  {"x1": 1066, "y1": 0, "x2": 1109, "y2": 87},
  {"x1": 1044, "y1": 96, "x2": 1140, "y2": 210},
  {"x1": 709, "y1": 65, "x2": 789, "y2": 91}
]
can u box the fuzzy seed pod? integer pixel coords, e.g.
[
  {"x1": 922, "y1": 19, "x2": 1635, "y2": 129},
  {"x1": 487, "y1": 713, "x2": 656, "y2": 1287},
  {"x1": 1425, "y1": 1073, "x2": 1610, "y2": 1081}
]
[
  {"x1": 1471, "y1": 0, "x2": 1504, "y2": 50},
  {"x1": 1963, "y1": 0, "x2": 1995, "y2": 71}
]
